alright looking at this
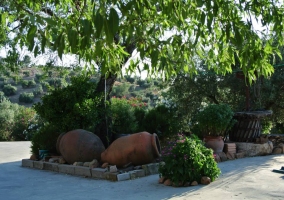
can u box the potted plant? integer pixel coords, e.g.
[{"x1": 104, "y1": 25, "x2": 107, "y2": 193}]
[{"x1": 193, "y1": 103, "x2": 236, "y2": 153}]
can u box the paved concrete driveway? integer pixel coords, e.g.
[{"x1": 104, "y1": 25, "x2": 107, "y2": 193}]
[{"x1": 1, "y1": 141, "x2": 284, "y2": 200}]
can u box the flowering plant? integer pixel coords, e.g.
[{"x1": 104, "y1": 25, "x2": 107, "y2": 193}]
[{"x1": 159, "y1": 134, "x2": 221, "y2": 185}]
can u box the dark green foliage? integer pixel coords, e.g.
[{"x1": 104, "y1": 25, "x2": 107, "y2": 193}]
[
  {"x1": 47, "y1": 77, "x2": 67, "y2": 88},
  {"x1": 0, "y1": 91, "x2": 7, "y2": 102},
  {"x1": 33, "y1": 85, "x2": 44, "y2": 97},
  {"x1": 143, "y1": 104, "x2": 180, "y2": 139},
  {"x1": 159, "y1": 134, "x2": 221, "y2": 185},
  {"x1": 110, "y1": 97, "x2": 138, "y2": 134},
  {"x1": 3, "y1": 84, "x2": 17, "y2": 96},
  {"x1": 0, "y1": 100, "x2": 17, "y2": 141},
  {"x1": 19, "y1": 92, "x2": 34, "y2": 103},
  {"x1": 111, "y1": 82, "x2": 131, "y2": 97},
  {"x1": 21, "y1": 80, "x2": 29, "y2": 88},
  {"x1": 28, "y1": 79, "x2": 37, "y2": 88},
  {"x1": 33, "y1": 75, "x2": 104, "y2": 133},
  {"x1": 194, "y1": 104, "x2": 236, "y2": 137},
  {"x1": 30, "y1": 124, "x2": 61, "y2": 155},
  {"x1": 124, "y1": 75, "x2": 135, "y2": 83},
  {"x1": 35, "y1": 73, "x2": 44, "y2": 82},
  {"x1": 10, "y1": 106, "x2": 36, "y2": 141},
  {"x1": 40, "y1": 81, "x2": 50, "y2": 91},
  {"x1": 11, "y1": 75, "x2": 22, "y2": 85}
]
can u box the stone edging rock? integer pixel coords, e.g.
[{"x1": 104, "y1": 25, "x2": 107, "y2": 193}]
[{"x1": 21, "y1": 159, "x2": 161, "y2": 181}]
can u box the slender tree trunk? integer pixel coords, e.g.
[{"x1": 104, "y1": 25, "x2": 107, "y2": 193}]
[
  {"x1": 94, "y1": 73, "x2": 117, "y2": 148},
  {"x1": 93, "y1": 39, "x2": 136, "y2": 148}
]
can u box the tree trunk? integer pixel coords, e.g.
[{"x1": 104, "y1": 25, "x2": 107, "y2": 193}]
[{"x1": 93, "y1": 39, "x2": 136, "y2": 148}]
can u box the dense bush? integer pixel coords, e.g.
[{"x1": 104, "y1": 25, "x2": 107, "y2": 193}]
[
  {"x1": 159, "y1": 134, "x2": 221, "y2": 185},
  {"x1": 28, "y1": 79, "x2": 37, "y2": 88},
  {"x1": 40, "y1": 81, "x2": 50, "y2": 91},
  {"x1": 47, "y1": 77, "x2": 67, "y2": 88},
  {"x1": 143, "y1": 104, "x2": 180, "y2": 139},
  {"x1": 33, "y1": 85, "x2": 44, "y2": 97},
  {"x1": 19, "y1": 92, "x2": 34, "y2": 103},
  {"x1": 21, "y1": 80, "x2": 29, "y2": 88},
  {"x1": 111, "y1": 97, "x2": 136, "y2": 134},
  {"x1": 0, "y1": 100, "x2": 17, "y2": 140},
  {"x1": 30, "y1": 124, "x2": 61, "y2": 155},
  {"x1": 11, "y1": 75, "x2": 22, "y2": 85},
  {"x1": 0, "y1": 91, "x2": 7, "y2": 102},
  {"x1": 3, "y1": 84, "x2": 17, "y2": 96},
  {"x1": 10, "y1": 106, "x2": 36, "y2": 141},
  {"x1": 33, "y1": 75, "x2": 104, "y2": 133}
]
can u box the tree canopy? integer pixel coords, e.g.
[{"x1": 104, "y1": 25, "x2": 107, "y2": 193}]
[{"x1": 0, "y1": 0, "x2": 284, "y2": 82}]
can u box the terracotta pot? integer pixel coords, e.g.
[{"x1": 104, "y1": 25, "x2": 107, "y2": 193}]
[
  {"x1": 203, "y1": 136, "x2": 224, "y2": 153},
  {"x1": 101, "y1": 131, "x2": 161, "y2": 167},
  {"x1": 57, "y1": 129, "x2": 105, "y2": 164}
]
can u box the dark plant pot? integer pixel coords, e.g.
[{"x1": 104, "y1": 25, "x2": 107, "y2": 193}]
[
  {"x1": 203, "y1": 136, "x2": 224, "y2": 153},
  {"x1": 101, "y1": 131, "x2": 161, "y2": 167}
]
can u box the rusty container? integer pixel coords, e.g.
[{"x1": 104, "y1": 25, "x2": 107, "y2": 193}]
[
  {"x1": 101, "y1": 131, "x2": 161, "y2": 167},
  {"x1": 57, "y1": 129, "x2": 105, "y2": 164}
]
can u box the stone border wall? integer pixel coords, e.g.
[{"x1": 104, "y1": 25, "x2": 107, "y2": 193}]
[{"x1": 22, "y1": 159, "x2": 161, "y2": 181}]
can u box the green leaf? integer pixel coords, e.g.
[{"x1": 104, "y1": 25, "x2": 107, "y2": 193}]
[
  {"x1": 41, "y1": 36, "x2": 46, "y2": 53},
  {"x1": 43, "y1": 17, "x2": 57, "y2": 26},
  {"x1": 94, "y1": 11, "x2": 104, "y2": 38},
  {"x1": 108, "y1": 8, "x2": 119, "y2": 38},
  {"x1": 27, "y1": 26, "x2": 37, "y2": 42},
  {"x1": 34, "y1": 45, "x2": 39, "y2": 57},
  {"x1": 58, "y1": 34, "x2": 65, "y2": 60}
]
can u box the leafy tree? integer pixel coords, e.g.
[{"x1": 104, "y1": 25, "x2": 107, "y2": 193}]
[
  {"x1": 1, "y1": 0, "x2": 284, "y2": 141},
  {"x1": 1, "y1": 1, "x2": 283, "y2": 80}
]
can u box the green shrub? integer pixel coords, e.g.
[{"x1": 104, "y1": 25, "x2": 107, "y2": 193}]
[
  {"x1": 0, "y1": 91, "x2": 7, "y2": 103},
  {"x1": 30, "y1": 124, "x2": 61, "y2": 155},
  {"x1": 159, "y1": 134, "x2": 221, "y2": 185},
  {"x1": 33, "y1": 75, "x2": 104, "y2": 132},
  {"x1": 124, "y1": 75, "x2": 135, "y2": 83},
  {"x1": 110, "y1": 97, "x2": 138, "y2": 134},
  {"x1": 10, "y1": 106, "x2": 36, "y2": 141},
  {"x1": 33, "y1": 85, "x2": 44, "y2": 97},
  {"x1": 47, "y1": 77, "x2": 67, "y2": 88},
  {"x1": 40, "y1": 81, "x2": 50, "y2": 91},
  {"x1": 21, "y1": 80, "x2": 29, "y2": 88},
  {"x1": 35, "y1": 73, "x2": 45, "y2": 83},
  {"x1": 3, "y1": 84, "x2": 17, "y2": 96},
  {"x1": 19, "y1": 92, "x2": 34, "y2": 103},
  {"x1": 11, "y1": 75, "x2": 22, "y2": 85},
  {"x1": 0, "y1": 100, "x2": 19, "y2": 141},
  {"x1": 28, "y1": 79, "x2": 37, "y2": 88},
  {"x1": 194, "y1": 103, "x2": 236, "y2": 137},
  {"x1": 143, "y1": 104, "x2": 180, "y2": 139}
]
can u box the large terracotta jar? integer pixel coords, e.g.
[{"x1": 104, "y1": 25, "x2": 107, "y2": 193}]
[
  {"x1": 101, "y1": 131, "x2": 161, "y2": 167},
  {"x1": 57, "y1": 129, "x2": 105, "y2": 164},
  {"x1": 203, "y1": 135, "x2": 224, "y2": 154}
]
